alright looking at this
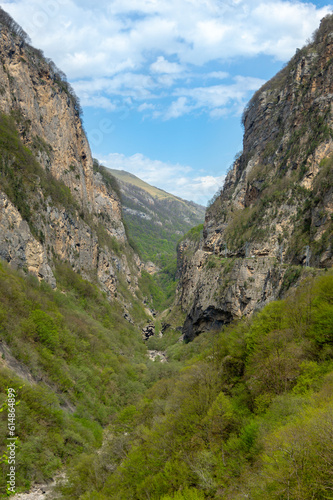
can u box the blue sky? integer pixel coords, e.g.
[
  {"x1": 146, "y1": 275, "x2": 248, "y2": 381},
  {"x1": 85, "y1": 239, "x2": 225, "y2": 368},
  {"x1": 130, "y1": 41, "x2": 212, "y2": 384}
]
[{"x1": 1, "y1": 0, "x2": 332, "y2": 205}]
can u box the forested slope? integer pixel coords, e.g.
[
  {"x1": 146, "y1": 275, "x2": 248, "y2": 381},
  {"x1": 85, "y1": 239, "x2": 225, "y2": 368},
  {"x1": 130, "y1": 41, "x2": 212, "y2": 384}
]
[{"x1": 62, "y1": 271, "x2": 333, "y2": 499}]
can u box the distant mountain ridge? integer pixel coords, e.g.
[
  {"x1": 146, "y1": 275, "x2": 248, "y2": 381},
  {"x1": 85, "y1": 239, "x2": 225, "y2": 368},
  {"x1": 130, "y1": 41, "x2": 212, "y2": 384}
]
[
  {"x1": 107, "y1": 168, "x2": 205, "y2": 263},
  {"x1": 107, "y1": 169, "x2": 192, "y2": 203}
]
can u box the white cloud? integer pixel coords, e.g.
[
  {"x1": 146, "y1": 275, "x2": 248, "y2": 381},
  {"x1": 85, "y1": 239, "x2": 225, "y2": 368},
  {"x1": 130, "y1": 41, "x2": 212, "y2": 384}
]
[
  {"x1": 196, "y1": 19, "x2": 229, "y2": 46},
  {"x1": 163, "y1": 96, "x2": 194, "y2": 119},
  {"x1": 158, "y1": 75, "x2": 266, "y2": 119},
  {"x1": 79, "y1": 95, "x2": 116, "y2": 111},
  {"x1": 97, "y1": 152, "x2": 224, "y2": 204},
  {"x1": 73, "y1": 72, "x2": 156, "y2": 101},
  {"x1": 1, "y1": 0, "x2": 327, "y2": 201},
  {"x1": 137, "y1": 102, "x2": 155, "y2": 112},
  {"x1": 209, "y1": 108, "x2": 229, "y2": 118},
  {"x1": 150, "y1": 56, "x2": 183, "y2": 74},
  {"x1": 206, "y1": 71, "x2": 230, "y2": 80},
  {"x1": 0, "y1": 0, "x2": 330, "y2": 122},
  {"x1": 5, "y1": 2, "x2": 331, "y2": 65}
]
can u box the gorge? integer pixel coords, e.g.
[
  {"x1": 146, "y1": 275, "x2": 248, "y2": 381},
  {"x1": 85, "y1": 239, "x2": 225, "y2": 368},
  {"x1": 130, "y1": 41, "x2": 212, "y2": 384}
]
[{"x1": 0, "y1": 7, "x2": 332, "y2": 500}]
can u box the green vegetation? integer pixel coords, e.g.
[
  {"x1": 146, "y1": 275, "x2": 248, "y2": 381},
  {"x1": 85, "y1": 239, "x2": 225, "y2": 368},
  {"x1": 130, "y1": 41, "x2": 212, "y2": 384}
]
[
  {"x1": 279, "y1": 265, "x2": 302, "y2": 293},
  {"x1": 286, "y1": 154, "x2": 333, "y2": 261},
  {"x1": 0, "y1": 11, "x2": 333, "y2": 500},
  {"x1": 138, "y1": 265, "x2": 177, "y2": 311},
  {"x1": 209, "y1": 149, "x2": 333, "y2": 258},
  {"x1": 138, "y1": 224, "x2": 203, "y2": 311},
  {"x1": 110, "y1": 174, "x2": 204, "y2": 311},
  {"x1": 0, "y1": 260, "x2": 172, "y2": 497},
  {"x1": 93, "y1": 159, "x2": 122, "y2": 200},
  {"x1": 108, "y1": 172, "x2": 204, "y2": 257},
  {"x1": 124, "y1": 211, "x2": 179, "y2": 262},
  {"x1": 94, "y1": 223, "x2": 122, "y2": 256},
  {"x1": 61, "y1": 272, "x2": 333, "y2": 499},
  {"x1": 183, "y1": 223, "x2": 204, "y2": 242}
]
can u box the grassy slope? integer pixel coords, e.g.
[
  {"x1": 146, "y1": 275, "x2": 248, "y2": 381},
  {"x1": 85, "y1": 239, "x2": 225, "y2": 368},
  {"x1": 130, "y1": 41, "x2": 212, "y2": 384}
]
[
  {"x1": 0, "y1": 111, "x2": 184, "y2": 496},
  {"x1": 62, "y1": 271, "x2": 333, "y2": 500},
  {"x1": 0, "y1": 259, "x2": 179, "y2": 498},
  {"x1": 108, "y1": 169, "x2": 188, "y2": 203}
]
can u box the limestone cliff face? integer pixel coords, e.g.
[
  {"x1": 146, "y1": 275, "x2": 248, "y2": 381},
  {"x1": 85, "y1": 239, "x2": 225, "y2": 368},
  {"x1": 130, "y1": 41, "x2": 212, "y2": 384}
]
[
  {"x1": 0, "y1": 22, "x2": 136, "y2": 296},
  {"x1": 178, "y1": 15, "x2": 333, "y2": 341},
  {"x1": 0, "y1": 29, "x2": 94, "y2": 207}
]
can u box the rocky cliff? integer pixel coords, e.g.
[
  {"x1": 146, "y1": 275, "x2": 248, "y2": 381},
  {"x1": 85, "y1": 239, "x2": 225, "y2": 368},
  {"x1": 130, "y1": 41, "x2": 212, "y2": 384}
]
[
  {"x1": 178, "y1": 14, "x2": 333, "y2": 341},
  {"x1": 0, "y1": 12, "x2": 137, "y2": 297}
]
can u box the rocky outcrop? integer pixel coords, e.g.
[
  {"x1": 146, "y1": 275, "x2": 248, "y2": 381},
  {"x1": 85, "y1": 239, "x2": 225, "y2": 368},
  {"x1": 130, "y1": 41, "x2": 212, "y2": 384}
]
[
  {"x1": 142, "y1": 323, "x2": 155, "y2": 341},
  {"x1": 0, "y1": 192, "x2": 55, "y2": 286},
  {"x1": 177, "y1": 14, "x2": 333, "y2": 340},
  {"x1": 0, "y1": 21, "x2": 136, "y2": 296},
  {"x1": 147, "y1": 350, "x2": 167, "y2": 363},
  {"x1": 177, "y1": 236, "x2": 285, "y2": 340}
]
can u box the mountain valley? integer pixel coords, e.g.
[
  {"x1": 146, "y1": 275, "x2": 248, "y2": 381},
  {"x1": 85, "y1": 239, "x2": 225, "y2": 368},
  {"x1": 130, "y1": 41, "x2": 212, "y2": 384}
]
[{"x1": 0, "y1": 7, "x2": 332, "y2": 500}]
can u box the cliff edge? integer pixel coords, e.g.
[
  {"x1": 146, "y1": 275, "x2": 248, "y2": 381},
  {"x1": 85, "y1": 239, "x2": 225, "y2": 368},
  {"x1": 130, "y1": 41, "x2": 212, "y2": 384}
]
[
  {"x1": 178, "y1": 14, "x2": 333, "y2": 340},
  {"x1": 0, "y1": 11, "x2": 138, "y2": 297}
]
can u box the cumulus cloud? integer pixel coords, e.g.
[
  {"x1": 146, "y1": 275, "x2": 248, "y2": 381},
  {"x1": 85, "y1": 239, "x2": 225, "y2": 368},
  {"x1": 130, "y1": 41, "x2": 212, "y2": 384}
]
[
  {"x1": 79, "y1": 95, "x2": 116, "y2": 111},
  {"x1": 162, "y1": 97, "x2": 194, "y2": 120},
  {"x1": 1, "y1": 0, "x2": 331, "y2": 119},
  {"x1": 2, "y1": 0, "x2": 329, "y2": 202},
  {"x1": 137, "y1": 102, "x2": 155, "y2": 112},
  {"x1": 97, "y1": 152, "x2": 224, "y2": 205},
  {"x1": 158, "y1": 75, "x2": 266, "y2": 119},
  {"x1": 150, "y1": 56, "x2": 183, "y2": 74}
]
